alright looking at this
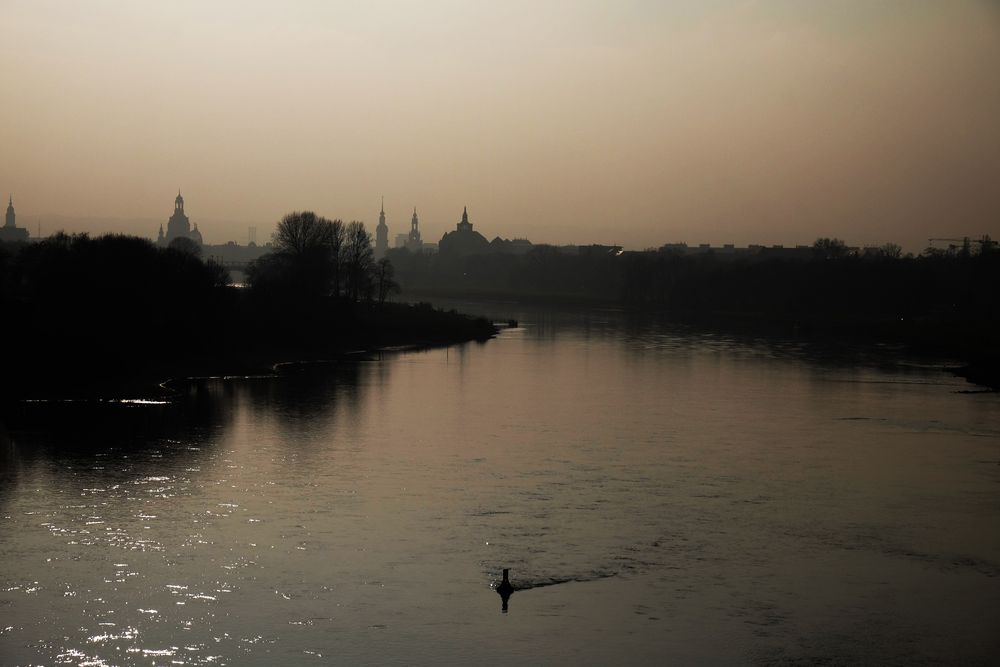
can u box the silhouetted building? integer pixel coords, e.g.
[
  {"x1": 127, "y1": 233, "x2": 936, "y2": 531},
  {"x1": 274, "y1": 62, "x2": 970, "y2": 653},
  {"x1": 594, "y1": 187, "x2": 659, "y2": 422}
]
[
  {"x1": 0, "y1": 195, "x2": 28, "y2": 243},
  {"x1": 406, "y1": 207, "x2": 423, "y2": 252},
  {"x1": 438, "y1": 206, "x2": 490, "y2": 257},
  {"x1": 375, "y1": 197, "x2": 389, "y2": 259},
  {"x1": 658, "y1": 242, "x2": 814, "y2": 260},
  {"x1": 489, "y1": 236, "x2": 534, "y2": 255},
  {"x1": 578, "y1": 244, "x2": 623, "y2": 258},
  {"x1": 160, "y1": 190, "x2": 202, "y2": 247}
]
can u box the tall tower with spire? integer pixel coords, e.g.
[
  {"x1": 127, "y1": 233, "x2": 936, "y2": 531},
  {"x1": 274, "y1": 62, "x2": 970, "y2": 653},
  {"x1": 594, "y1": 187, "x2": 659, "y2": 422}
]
[
  {"x1": 406, "y1": 207, "x2": 422, "y2": 252},
  {"x1": 5, "y1": 195, "x2": 15, "y2": 228},
  {"x1": 375, "y1": 197, "x2": 389, "y2": 259},
  {"x1": 0, "y1": 195, "x2": 28, "y2": 242}
]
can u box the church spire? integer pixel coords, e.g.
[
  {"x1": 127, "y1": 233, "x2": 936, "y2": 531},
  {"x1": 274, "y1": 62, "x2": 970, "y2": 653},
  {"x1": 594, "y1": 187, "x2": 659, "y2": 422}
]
[
  {"x1": 5, "y1": 195, "x2": 15, "y2": 229},
  {"x1": 377, "y1": 197, "x2": 387, "y2": 229},
  {"x1": 375, "y1": 197, "x2": 389, "y2": 259},
  {"x1": 457, "y1": 205, "x2": 472, "y2": 231},
  {"x1": 409, "y1": 207, "x2": 421, "y2": 244}
]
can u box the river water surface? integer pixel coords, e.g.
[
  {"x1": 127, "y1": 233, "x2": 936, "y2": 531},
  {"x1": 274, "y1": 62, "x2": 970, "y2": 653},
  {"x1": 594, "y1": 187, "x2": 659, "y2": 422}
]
[{"x1": 2, "y1": 303, "x2": 999, "y2": 665}]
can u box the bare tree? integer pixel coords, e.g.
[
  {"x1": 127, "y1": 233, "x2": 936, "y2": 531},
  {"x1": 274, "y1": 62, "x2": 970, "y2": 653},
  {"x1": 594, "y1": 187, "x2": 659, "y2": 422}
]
[
  {"x1": 343, "y1": 221, "x2": 374, "y2": 302},
  {"x1": 879, "y1": 242, "x2": 903, "y2": 259},
  {"x1": 268, "y1": 211, "x2": 343, "y2": 297},
  {"x1": 812, "y1": 237, "x2": 851, "y2": 260},
  {"x1": 373, "y1": 257, "x2": 400, "y2": 305},
  {"x1": 273, "y1": 211, "x2": 333, "y2": 258},
  {"x1": 328, "y1": 219, "x2": 345, "y2": 298}
]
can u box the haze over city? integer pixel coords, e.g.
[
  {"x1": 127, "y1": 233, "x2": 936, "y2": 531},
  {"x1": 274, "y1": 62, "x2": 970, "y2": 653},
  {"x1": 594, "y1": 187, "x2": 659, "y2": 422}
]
[
  {"x1": 2, "y1": 0, "x2": 999, "y2": 250},
  {"x1": 5, "y1": 3, "x2": 1000, "y2": 665}
]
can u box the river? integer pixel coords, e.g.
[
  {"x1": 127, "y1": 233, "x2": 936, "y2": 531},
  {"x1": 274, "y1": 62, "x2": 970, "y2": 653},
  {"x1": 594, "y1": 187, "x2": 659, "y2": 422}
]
[{"x1": 1, "y1": 302, "x2": 999, "y2": 665}]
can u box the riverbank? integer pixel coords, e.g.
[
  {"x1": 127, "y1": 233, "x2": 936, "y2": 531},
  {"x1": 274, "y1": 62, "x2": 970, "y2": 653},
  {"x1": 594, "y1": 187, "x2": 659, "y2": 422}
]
[
  {"x1": 405, "y1": 288, "x2": 999, "y2": 391},
  {"x1": 0, "y1": 301, "x2": 497, "y2": 405}
]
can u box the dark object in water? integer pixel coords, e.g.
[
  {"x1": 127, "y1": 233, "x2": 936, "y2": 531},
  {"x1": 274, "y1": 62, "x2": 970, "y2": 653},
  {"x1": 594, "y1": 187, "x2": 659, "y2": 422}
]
[
  {"x1": 507, "y1": 319, "x2": 518, "y2": 328},
  {"x1": 496, "y1": 568, "x2": 515, "y2": 613}
]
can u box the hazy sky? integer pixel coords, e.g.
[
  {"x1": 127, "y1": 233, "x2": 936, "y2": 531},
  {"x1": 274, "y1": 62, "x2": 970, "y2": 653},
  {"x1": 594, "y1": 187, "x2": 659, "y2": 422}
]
[{"x1": 1, "y1": 1, "x2": 998, "y2": 250}]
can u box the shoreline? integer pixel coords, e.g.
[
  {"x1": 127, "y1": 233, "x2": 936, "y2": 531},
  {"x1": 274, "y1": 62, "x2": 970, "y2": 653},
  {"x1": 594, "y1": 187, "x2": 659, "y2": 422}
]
[
  {"x1": 157, "y1": 337, "x2": 494, "y2": 397},
  {"x1": 0, "y1": 303, "x2": 499, "y2": 407},
  {"x1": 2, "y1": 338, "x2": 495, "y2": 407},
  {"x1": 404, "y1": 288, "x2": 1000, "y2": 391}
]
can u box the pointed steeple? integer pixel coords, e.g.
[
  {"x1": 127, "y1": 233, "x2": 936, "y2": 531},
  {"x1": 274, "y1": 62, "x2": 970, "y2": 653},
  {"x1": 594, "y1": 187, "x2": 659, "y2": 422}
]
[
  {"x1": 409, "y1": 206, "x2": 421, "y2": 245},
  {"x1": 375, "y1": 197, "x2": 389, "y2": 258},
  {"x1": 457, "y1": 205, "x2": 472, "y2": 231},
  {"x1": 378, "y1": 197, "x2": 387, "y2": 228},
  {"x1": 5, "y1": 195, "x2": 15, "y2": 229}
]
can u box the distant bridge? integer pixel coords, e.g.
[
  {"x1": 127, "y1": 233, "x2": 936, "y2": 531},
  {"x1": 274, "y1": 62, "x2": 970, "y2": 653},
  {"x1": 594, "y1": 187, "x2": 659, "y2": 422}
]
[{"x1": 207, "y1": 258, "x2": 252, "y2": 271}]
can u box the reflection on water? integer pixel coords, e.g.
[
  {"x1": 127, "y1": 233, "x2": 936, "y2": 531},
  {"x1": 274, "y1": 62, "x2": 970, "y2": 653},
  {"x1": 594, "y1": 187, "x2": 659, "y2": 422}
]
[{"x1": 1, "y1": 304, "x2": 999, "y2": 665}]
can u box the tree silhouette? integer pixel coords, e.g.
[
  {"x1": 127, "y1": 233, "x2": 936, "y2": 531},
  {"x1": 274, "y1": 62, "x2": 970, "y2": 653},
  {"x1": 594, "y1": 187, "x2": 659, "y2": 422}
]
[
  {"x1": 273, "y1": 211, "x2": 334, "y2": 258},
  {"x1": 343, "y1": 221, "x2": 374, "y2": 302},
  {"x1": 812, "y1": 237, "x2": 851, "y2": 260},
  {"x1": 373, "y1": 257, "x2": 400, "y2": 305},
  {"x1": 879, "y1": 243, "x2": 903, "y2": 259},
  {"x1": 168, "y1": 236, "x2": 201, "y2": 257},
  {"x1": 254, "y1": 211, "x2": 344, "y2": 300}
]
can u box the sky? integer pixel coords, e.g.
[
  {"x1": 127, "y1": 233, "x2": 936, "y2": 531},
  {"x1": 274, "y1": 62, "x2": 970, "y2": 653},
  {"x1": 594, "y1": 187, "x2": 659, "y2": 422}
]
[{"x1": 1, "y1": 0, "x2": 998, "y2": 251}]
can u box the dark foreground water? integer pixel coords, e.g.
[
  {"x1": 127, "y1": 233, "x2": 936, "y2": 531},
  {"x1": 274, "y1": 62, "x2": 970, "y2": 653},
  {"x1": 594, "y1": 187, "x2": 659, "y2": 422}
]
[{"x1": 2, "y1": 304, "x2": 999, "y2": 666}]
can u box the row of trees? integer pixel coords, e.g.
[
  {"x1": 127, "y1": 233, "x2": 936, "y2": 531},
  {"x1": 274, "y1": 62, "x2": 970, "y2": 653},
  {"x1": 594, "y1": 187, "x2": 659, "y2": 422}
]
[
  {"x1": 0, "y1": 232, "x2": 236, "y2": 398},
  {"x1": 0, "y1": 215, "x2": 495, "y2": 401},
  {"x1": 387, "y1": 235, "x2": 1000, "y2": 324},
  {"x1": 246, "y1": 212, "x2": 398, "y2": 304}
]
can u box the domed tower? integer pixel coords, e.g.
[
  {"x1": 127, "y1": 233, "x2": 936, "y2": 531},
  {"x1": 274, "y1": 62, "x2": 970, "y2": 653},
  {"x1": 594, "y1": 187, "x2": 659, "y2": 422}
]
[
  {"x1": 189, "y1": 223, "x2": 203, "y2": 245},
  {"x1": 375, "y1": 197, "x2": 389, "y2": 259},
  {"x1": 165, "y1": 189, "x2": 192, "y2": 244}
]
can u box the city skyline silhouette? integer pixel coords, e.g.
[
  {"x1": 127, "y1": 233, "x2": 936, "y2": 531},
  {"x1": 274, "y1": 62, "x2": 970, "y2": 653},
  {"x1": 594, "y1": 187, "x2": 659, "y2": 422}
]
[{"x1": 1, "y1": 2, "x2": 997, "y2": 251}]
